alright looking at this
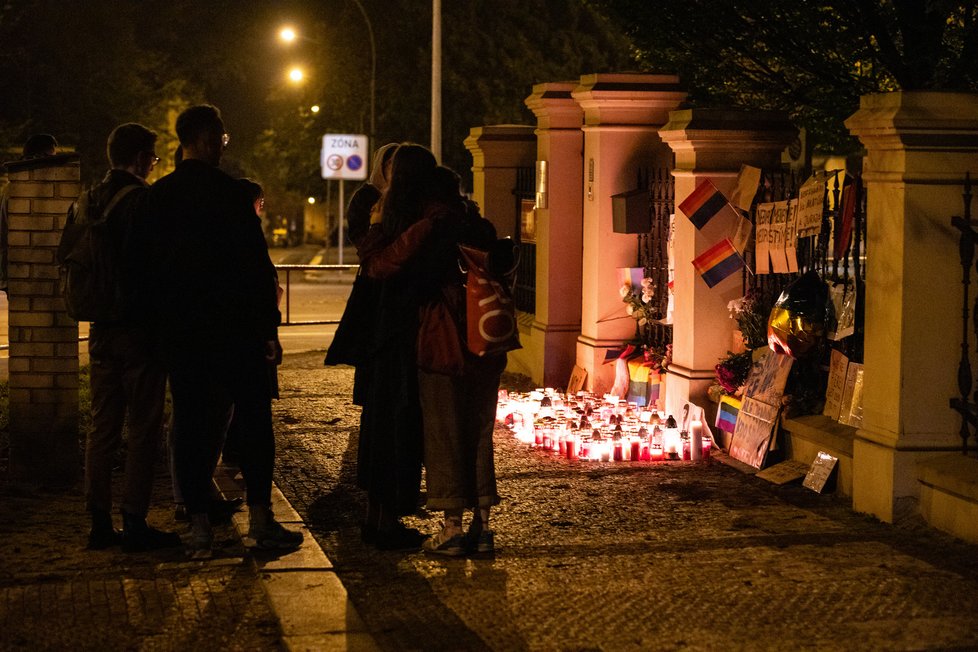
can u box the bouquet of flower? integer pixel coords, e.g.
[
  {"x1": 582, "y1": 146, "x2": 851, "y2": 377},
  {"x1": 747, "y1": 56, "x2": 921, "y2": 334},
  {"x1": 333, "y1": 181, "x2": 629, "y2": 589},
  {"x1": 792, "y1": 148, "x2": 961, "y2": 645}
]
[
  {"x1": 620, "y1": 277, "x2": 660, "y2": 326},
  {"x1": 727, "y1": 290, "x2": 772, "y2": 351},
  {"x1": 714, "y1": 350, "x2": 752, "y2": 396}
]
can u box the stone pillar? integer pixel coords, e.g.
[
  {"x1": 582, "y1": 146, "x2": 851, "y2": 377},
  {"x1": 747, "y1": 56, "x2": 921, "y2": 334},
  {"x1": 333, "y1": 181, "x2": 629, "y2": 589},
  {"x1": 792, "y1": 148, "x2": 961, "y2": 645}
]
[
  {"x1": 845, "y1": 92, "x2": 978, "y2": 522},
  {"x1": 464, "y1": 125, "x2": 536, "y2": 240},
  {"x1": 659, "y1": 109, "x2": 796, "y2": 420},
  {"x1": 520, "y1": 81, "x2": 584, "y2": 387},
  {"x1": 5, "y1": 154, "x2": 80, "y2": 486},
  {"x1": 571, "y1": 73, "x2": 687, "y2": 392}
]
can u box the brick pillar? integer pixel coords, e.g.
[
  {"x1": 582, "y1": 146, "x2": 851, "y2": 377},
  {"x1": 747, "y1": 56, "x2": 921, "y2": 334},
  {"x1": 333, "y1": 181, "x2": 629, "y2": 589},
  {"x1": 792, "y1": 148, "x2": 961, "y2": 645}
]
[
  {"x1": 5, "y1": 154, "x2": 81, "y2": 486},
  {"x1": 659, "y1": 109, "x2": 796, "y2": 421},
  {"x1": 845, "y1": 91, "x2": 978, "y2": 522},
  {"x1": 571, "y1": 73, "x2": 687, "y2": 392},
  {"x1": 520, "y1": 81, "x2": 584, "y2": 387},
  {"x1": 463, "y1": 125, "x2": 536, "y2": 240}
]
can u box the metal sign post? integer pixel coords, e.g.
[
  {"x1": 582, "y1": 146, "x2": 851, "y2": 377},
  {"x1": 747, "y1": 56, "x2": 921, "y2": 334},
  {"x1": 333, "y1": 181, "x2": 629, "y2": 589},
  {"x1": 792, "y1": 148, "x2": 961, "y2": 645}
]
[{"x1": 321, "y1": 134, "x2": 369, "y2": 265}]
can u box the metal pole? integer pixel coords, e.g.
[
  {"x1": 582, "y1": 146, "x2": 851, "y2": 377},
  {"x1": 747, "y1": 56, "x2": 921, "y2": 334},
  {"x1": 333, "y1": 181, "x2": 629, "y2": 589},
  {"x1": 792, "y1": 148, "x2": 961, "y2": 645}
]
[
  {"x1": 431, "y1": 0, "x2": 442, "y2": 162},
  {"x1": 338, "y1": 180, "x2": 345, "y2": 265}
]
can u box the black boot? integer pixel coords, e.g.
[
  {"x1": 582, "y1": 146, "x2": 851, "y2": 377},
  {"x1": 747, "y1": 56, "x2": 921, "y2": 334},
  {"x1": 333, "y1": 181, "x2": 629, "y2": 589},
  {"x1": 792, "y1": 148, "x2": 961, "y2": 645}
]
[
  {"x1": 87, "y1": 509, "x2": 122, "y2": 550},
  {"x1": 122, "y1": 512, "x2": 182, "y2": 553}
]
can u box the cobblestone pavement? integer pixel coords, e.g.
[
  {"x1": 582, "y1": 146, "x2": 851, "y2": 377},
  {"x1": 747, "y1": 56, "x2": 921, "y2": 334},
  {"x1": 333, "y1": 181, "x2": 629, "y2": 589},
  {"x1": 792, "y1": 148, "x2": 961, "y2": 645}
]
[
  {"x1": 273, "y1": 351, "x2": 978, "y2": 652},
  {"x1": 0, "y1": 465, "x2": 284, "y2": 651}
]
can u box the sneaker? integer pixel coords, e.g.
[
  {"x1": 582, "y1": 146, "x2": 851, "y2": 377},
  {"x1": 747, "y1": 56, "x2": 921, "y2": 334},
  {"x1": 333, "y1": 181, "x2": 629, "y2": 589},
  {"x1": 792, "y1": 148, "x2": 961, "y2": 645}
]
[
  {"x1": 374, "y1": 524, "x2": 426, "y2": 551},
  {"x1": 248, "y1": 518, "x2": 304, "y2": 551},
  {"x1": 465, "y1": 529, "x2": 495, "y2": 554},
  {"x1": 87, "y1": 525, "x2": 123, "y2": 550},
  {"x1": 422, "y1": 529, "x2": 466, "y2": 557}
]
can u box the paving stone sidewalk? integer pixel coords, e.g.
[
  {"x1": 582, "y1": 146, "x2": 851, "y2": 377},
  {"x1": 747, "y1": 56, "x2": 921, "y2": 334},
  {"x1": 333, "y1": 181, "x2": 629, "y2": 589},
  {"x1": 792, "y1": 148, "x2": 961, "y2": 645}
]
[
  {"x1": 272, "y1": 350, "x2": 978, "y2": 652},
  {"x1": 0, "y1": 463, "x2": 285, "y2": 650}
]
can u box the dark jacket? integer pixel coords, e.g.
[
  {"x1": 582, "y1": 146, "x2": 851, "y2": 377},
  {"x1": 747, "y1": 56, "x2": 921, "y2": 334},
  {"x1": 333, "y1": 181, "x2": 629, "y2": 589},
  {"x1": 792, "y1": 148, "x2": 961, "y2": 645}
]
[
  {"x1": 90, "y1": 169, "x2": 149, "y2": 326},
  {"x1": 143, "y1": 159, "x2": 279, "y2": 354}
]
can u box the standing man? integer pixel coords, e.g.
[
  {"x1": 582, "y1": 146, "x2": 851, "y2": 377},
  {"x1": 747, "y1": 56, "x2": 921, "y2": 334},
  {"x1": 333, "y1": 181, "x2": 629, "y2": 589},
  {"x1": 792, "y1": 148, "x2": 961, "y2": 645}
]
[
  {"x1": 144, "y1": 105, "x2": 302, "y2": 559},
  {"x1": 84, "y1": 123, "x2": 181, "y2": 552}
]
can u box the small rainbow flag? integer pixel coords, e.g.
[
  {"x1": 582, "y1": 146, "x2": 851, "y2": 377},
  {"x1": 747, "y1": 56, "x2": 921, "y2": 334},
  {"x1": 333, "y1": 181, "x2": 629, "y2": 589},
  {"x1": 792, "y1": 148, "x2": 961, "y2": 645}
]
[
  {"x1": 716, "y1": 395, "x2": 741, "y2": 433},
  {"x1": 692, "y1": 238, "x2": 744, "y2": 288},
  {"x1": 679, "y1": 179, "x2": 739, "y2": 229}
]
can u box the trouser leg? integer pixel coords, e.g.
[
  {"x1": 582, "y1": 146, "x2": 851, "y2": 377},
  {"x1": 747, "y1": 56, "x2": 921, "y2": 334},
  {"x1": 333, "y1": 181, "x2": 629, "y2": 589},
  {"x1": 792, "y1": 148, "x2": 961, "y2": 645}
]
[
  {"x1": 86, "y1": 329, "x2": 126, "y2": 513},
  {"x1": 233, "y1": 356, "x2": 274, "y2": 507}
]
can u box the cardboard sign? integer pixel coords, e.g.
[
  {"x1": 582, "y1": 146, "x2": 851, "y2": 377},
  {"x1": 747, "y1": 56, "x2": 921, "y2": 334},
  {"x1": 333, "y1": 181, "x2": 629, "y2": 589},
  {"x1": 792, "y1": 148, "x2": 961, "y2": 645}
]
[
  {"x1": 729, "y1": 396, "x2": 780, "y2": 469},
  {"x1": 803, "y1": 451, "x2": 839, "y2": 493},
  {"x1": 757, "y1": 460, "x2": 810, "y2": 485},
  {"x1": 822, "y1": 349, "x2": 850, "y2": 421},
  {"x1": 754, "y1": 203, "x2": 774, "y2": 275},
  {"x1": 784, "y1": 198, "x2": 800, "y2": 273},
  {"x1": 796, "y1": 175, "x2": 826, "y2": 236},
  {"x1": 730, "y1": 164, "x2": 762, "y2": 212},
  {"x1": 731, "y1": 213, "x2": 753, "y2": 255},
  {"x1": 839, "y1": 363, "x2": 864, "y2": 428},
  {"x1": 769, "y1": 200, "x2": 790, "y2": 273},
  {"x1": 741, "y1": 348, "x2": 793, "y2": 406},
  {"x1": 567, "y1": 365, "x2": 587, "y2": 395}
]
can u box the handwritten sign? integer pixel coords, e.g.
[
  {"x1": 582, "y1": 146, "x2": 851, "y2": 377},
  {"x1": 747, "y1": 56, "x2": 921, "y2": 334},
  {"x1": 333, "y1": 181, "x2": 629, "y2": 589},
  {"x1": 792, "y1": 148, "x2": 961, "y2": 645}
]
[
  {"x1": 803, "y1": 451, "x2": 839, "y2": 493},
  {"x1": 729, "y1": 396, "x2": 779, "y2": 469},
  {"x1": 757, "y1": 459, "x2": 810, "y2": 485},
  {"x1": 754, "y1": 203, "x2": 774, "y2": 275},
  {"x1": 730, "y1": 164, "x2": 762, "y2": 211},
  {"x1": 785, "y1": 198, "x2": 799, "y2": 273},
  {"x1": 822, "y1": 349, "x2": 850, "y2": 421},
  {"x1": 567, "y1": 365, "x2": 587, "y2": 395},
  {"x1": 839, "y1": 363, "x2": 864, "y2": 427},
  {"x1": 796, "y1": 175, "x2": 825, "y2": 236},
  {"x1": 770, "y1": 200, "x2": 790, "y2": 273},
  {"x1": 731, "y1": 213, "x2": 753, "y2": 255}
]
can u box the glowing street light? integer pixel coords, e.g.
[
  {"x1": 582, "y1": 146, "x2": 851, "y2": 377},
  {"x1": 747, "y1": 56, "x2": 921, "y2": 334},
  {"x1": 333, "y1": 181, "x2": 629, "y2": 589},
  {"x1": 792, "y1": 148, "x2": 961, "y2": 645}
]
[
  {"x1": 279, "y1": 26, "x2": 297, "y2": 43},
  {"x1": 310, "y1": 104, "x2": 320, "y2": 113},
  {"x1": 307, "y1": 197, "x2": 316, "y2": 204},
  {"x1": 288, "y1": 67, "x2": 305, "y2": 83}
]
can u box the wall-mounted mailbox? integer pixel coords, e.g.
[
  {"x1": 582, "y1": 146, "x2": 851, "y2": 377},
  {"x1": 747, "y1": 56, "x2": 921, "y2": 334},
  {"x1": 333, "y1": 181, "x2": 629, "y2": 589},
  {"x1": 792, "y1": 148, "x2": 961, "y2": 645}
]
[{"x1": 611, "y1": 188, "x2": 650, "y2": 234}]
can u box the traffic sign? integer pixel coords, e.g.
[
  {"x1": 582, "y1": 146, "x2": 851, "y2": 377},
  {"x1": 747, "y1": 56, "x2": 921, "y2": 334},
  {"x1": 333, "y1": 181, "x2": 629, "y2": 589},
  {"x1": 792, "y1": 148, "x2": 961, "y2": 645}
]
[{"x1": 321, "y1": 134, "x2": 369, "y2": 180}]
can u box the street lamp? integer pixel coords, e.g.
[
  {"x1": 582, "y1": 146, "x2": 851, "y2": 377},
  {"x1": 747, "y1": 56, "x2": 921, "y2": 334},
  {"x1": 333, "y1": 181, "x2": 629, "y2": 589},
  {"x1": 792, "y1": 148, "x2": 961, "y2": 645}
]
[
  {"x1": 288, "y1": 67, "x2": 305, "y2": 83},
  {"x1": 277, "y1": 1, "x2": 375, "y2": 146}
]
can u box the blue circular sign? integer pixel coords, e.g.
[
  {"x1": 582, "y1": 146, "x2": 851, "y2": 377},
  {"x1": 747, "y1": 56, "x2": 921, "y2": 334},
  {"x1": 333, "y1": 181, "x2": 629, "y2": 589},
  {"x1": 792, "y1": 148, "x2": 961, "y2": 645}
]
[{"x1": 347, "y1": 154, "x2": 363, "y2": 171}]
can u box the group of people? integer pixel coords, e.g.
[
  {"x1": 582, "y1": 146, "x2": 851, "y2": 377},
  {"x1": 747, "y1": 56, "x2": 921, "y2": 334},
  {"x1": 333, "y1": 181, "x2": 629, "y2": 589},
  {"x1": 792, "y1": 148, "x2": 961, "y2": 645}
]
[
  {"x1": 328, "y1": 142, "x2": 509, "y2": 556},
  {"x1": 70, "y1": 105, "x2": 301, "y2": 559}
]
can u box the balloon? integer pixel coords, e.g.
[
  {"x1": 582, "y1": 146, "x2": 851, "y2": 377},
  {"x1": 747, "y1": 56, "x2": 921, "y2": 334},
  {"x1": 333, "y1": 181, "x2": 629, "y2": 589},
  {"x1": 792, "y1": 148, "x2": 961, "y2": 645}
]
[{"x1": 767, "y1": 270, "x2": 828, "y2": 358}]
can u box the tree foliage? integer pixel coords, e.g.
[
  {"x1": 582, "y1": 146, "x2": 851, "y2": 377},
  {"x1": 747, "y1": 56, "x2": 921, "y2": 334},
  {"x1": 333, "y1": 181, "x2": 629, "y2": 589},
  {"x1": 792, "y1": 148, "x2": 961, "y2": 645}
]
[{"x1": 590, "y1": 0, "x2": 978, "y2": 153}]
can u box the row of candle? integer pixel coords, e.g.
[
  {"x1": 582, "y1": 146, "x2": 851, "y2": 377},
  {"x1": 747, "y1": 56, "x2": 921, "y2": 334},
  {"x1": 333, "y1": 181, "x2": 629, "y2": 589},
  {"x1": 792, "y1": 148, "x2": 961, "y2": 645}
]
[{"x1": 497, "y1": 388, "x2": 713, "y2": 463}]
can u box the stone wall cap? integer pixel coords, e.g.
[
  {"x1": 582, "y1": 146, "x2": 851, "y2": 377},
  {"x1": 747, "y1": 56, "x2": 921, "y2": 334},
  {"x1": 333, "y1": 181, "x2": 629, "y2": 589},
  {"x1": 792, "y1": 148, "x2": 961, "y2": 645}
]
[
  {"x1": 4, "y1": 153, "x2": 80, "y2": 173},
  {"x1": 917, "y1": 453, "x2": 978, "y2": 502},
  {"x1": 530, "y1": 81, "x2": 578, "y2": 98},
  {"x1": 661, "y1": 108, "x2": 796, "y2": 134},
  {"x1": 466, "y1": 124, "x2": 536, "y2": 138},
  {"x1": 846, "y1": 90, "x2": 978, "y2": 134}
]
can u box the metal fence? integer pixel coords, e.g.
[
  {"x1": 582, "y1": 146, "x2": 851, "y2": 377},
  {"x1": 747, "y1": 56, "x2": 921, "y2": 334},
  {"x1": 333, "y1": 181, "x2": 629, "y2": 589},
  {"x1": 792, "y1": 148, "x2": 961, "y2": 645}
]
[
  {"x1": 512, "y1": 166, "x2": 537, "y2": 314},
  {"x1": 950, "y1": 174, "x2": 978, "y2": 457},
  {"x1": 275, "y1": 264, "x2": 358, "y2": 326},
  {"x1": 636, "y1": 166, "x2": 674, "y2": 352}
]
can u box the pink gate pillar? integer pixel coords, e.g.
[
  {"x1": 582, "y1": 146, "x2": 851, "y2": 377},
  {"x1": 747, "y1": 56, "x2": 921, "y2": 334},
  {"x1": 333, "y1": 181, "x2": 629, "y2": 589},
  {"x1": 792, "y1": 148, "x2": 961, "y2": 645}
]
[
  {"x1": 659, "y1": 109, "x2": 796, "y2": 422},
  {"x1": 464, "y1": 125, "x2": 536, "y2": 242},
  {"x1": 4, "y1": 153, "x2": 81, "y2": 486},
  {"x1": 572, "y1": 73, "x2": 686, "y2": 393},
  {"x1": 520, "y1": 81, "x2": 584, "y2": 387}
]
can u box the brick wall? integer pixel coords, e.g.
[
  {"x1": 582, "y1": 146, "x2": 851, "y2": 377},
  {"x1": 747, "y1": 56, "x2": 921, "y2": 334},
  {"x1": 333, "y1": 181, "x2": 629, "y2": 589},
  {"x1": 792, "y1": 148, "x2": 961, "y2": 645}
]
[{"x1": 5, "y1": 154, "x2": 80, "y2": 485}]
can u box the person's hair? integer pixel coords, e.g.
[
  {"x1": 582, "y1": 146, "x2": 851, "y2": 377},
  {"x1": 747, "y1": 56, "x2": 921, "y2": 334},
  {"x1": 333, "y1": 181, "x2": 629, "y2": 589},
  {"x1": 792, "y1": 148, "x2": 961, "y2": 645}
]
[
  {"x1": 21, "y1": 133, "x2": 58, "y2": 159},
  {"x1": 379, "y1": 143, "x2": 437, "y2": 237},
  {"x1": 175, "y1": 104, "x2": 223, "y2": 146},
  {"x1": 174, "y1": 144, "x2": 183, "y2": 164},
  {"x1": 368, "y1": 142, "x2": 399, "y2": 188},
  {"x1": 237, "y1": 177, "x2": 264, "y2": 205},
  {"x1": 106, "y1": 123, "x2": 157, "y2": 168},
  {"x1": 429, "y1": 166, "x2": 463, "y2": 205}
]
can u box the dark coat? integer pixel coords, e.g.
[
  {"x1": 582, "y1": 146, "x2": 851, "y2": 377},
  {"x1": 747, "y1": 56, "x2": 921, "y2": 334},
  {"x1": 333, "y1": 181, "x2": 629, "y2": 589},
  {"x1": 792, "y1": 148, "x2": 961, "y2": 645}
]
[{"x1": 143, "y1": 159, "x2": 279, "y2": 357}]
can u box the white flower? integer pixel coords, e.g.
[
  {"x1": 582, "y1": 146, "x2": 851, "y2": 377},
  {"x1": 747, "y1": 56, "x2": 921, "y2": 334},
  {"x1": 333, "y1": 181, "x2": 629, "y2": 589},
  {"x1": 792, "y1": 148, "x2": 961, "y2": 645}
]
[
  {"x1": 626, "y1": 304, "x2": 635, "y2": 316},
  {"x1": 641, "y1": 290, "x2": 654, "y2": 303},
  {"x1": 727, "y1": 296, "x2": 746, "y2": 316},
  {"x1": 619, "y1": 285, "x2": 631, "y2": 299},
  {"x1": 638, "y1": 317, "x2": 648, "y2": 326},
  {"x1": 641, "y1": 277, "x2": 653, "y2": 289}
]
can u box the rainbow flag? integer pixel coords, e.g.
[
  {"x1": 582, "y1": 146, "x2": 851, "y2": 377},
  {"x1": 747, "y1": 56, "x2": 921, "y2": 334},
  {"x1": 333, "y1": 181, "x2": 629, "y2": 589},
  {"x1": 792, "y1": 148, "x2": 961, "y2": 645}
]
[
  {"x1": 715, "y1": 395, "x2": 741, "y2": 433},
  {"x1": 679, "y1": 179, "x2": 739, "y2": 229},
  {"x1": 692, "y1": 238, "x2": 743, "y2": 288}
]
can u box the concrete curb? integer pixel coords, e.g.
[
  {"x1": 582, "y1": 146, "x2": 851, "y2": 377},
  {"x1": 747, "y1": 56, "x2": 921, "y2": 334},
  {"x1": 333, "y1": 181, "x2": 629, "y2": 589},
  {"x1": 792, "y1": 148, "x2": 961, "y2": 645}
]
[{"x1": 213, "y1": 465, "x2": 380, "y2": 651}]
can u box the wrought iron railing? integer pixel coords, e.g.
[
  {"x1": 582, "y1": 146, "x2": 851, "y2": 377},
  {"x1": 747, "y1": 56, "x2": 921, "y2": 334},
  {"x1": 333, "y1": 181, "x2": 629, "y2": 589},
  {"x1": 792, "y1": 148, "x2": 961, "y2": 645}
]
[
  {"x1": 637, "y1": 166, "x2": 674, "y2": 352},
  {"x1": 275, "y1": 264, "x2": 359, "y2": 326},
  {"x1": 512, "y1": 166, "x2": 537, "y2": 314},
  {"x1": 950, "y1": 174, "x2": 978, "y2": 457}
]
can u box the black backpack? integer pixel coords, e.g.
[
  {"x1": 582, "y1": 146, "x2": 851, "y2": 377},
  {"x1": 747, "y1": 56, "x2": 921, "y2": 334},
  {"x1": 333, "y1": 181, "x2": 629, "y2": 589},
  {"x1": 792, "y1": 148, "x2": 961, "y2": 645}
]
[{"x1": 56, "y1": 184, "x2": 138, "y2": 322}]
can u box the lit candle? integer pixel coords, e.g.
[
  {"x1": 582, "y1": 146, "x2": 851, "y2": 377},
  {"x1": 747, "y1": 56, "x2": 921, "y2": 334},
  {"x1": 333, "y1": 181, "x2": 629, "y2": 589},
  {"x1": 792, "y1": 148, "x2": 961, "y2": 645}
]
[
  {"x1": 650, "y1": 444, "x2": 664, "y2": 461},
  {"x1": 690, "y1": 420, "x2": 703, "y2": 462}
]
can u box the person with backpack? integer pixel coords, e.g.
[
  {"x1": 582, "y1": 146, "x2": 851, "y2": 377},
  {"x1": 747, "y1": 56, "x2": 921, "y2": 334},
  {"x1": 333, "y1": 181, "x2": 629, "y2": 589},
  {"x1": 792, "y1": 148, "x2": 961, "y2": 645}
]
[
  {"x1": 142, "y1": 105, "x2": 301, "y2": 559},
  {"x1": 70, "y1": 123, "x2": 181, "y2": 552}
]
